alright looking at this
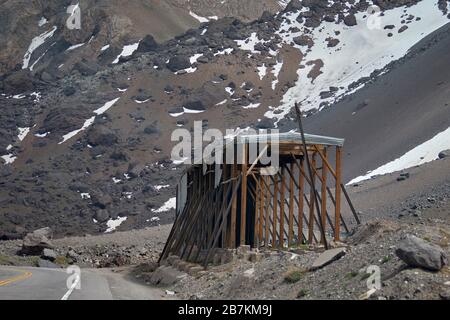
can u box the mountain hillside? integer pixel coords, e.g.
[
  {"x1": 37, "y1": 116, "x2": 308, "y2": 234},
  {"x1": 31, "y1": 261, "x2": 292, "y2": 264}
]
[{"x1": 0, "y1": 0, "x2": 449, "y2": 239}]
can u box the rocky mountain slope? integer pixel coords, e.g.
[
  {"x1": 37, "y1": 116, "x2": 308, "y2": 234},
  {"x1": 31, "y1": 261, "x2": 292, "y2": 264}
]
[{"x1": 0, "y1": 0, "x2": 449, "y2": 239}]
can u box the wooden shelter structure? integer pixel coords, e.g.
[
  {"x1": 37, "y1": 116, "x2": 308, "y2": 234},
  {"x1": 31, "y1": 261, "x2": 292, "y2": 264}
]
[{"x1": 160, "y1": 130, "x2": 360, "y2": 267}]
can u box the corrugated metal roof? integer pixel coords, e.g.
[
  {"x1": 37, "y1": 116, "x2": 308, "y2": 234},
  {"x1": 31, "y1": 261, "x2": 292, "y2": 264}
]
[
  {"x1": 188, "y1": 131, "x2": 344, "y2": 165},
  {"x1": 238, "y1": 132, "x2": 344, "y2": 147}
]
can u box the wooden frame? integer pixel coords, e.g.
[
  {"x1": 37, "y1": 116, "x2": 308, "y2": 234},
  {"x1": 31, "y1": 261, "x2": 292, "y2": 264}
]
[{"x1": 159, "y1": 135, "x2": 359, "y2": 267}]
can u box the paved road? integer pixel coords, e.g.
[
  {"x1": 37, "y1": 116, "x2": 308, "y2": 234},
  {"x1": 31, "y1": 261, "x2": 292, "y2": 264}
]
[{"x1": 0, "y1": 266, "x2": 167, "y2": 300}]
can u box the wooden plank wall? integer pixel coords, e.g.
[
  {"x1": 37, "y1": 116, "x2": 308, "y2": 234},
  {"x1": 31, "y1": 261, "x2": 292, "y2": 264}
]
[{"x1": 160, "y1": 144, "x2": 353, "y2": 265}]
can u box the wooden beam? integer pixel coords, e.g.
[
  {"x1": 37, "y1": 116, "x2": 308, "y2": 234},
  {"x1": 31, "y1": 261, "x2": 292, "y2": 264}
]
[
  {"x1": 259, "y1": 175, "x2": 264, "y2": 244},
  {"x1": 230, "y1": 162, "x2": 237, "y2": 248},
  {"x1": 246, "y1": 145, "x2": 268, "y2": 176},
  {"x1": 279, "y1": 166, "x2": 286, "y2": 248},
  {"x1": 240, "y1": 144, "x2": 248, "y2": 246},
  {"x1": 335, "y1": 146, "x2": 342, "y2": 242},
  {"x1": 273, "y1": 174, "x2": 278, "y2": 248},
  {"x1": 203, "y1": 175, "x2": 242, "y2": 267},
  {"x1": 298, "y1": 158, "x2": 305, "y2": 244},
  {"x1": 321, "y1": 148, "x2": 328, "y2": 244},
  {"x1": 264, "y1": 176, "x2": 270, "y2": 247},
  {"x1": 254, "y1": 176, "x2": 260, "y2": 248},
  {"x1": 288, "y1": 162, "x2": 295, "y2": 247},
  {"x1": 308, "y1": 153, "x2": 316, "y2": 243},
  {"x1": 222, "y1": 164, "x2": 228, "y2": 247}
]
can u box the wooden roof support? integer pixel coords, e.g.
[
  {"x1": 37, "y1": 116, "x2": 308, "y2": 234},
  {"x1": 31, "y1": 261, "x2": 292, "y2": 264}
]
[
  {"x1": 259, "y1": 175, "x2": 264, "y2": 246},
  {"x1": 288, "y1": 162, "x2": 295, "y2": 247},
  {"x1": 203, "y1": 174, "x2": 243, "y2": 268},
  {"x1": 230, "y1": 162, "x2": 237, "y2": 248},
  {"x1": 335, "y1": 146, "x2": 342, "y2": 242},
  {"x1": 240, "y1": 144, "x2": 248, "y2": 246},
  {"x1": 279, "y1": 166, "x2": 286, "y2": 248},
  {"x1": 294, "y1": 103, "x2": 328, "y2": 248},
  {"x1": 298, "y1": 157, "x2": 305, "y2": 244},
  {"x1": 273, "y1": 174, "x2": 278, "y2": 248}
]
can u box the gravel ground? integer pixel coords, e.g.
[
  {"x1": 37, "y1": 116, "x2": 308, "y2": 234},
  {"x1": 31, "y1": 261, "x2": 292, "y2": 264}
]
[
  {"x1": 170, "y1": 218, "x2": 450, "y2": 300},
  {"x1": 0, "y1": 224, "x2": 171, "y2": 268}
]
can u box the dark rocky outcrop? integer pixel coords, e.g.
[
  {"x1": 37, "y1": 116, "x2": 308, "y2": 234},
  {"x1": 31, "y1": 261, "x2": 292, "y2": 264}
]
[{"x1": 166, "y1": 56, "x2": 190, "y2": 72}]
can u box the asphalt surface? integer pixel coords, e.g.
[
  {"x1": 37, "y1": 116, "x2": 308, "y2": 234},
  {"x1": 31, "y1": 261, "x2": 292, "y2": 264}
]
[{"x1": 0, "y1": 266, "x2": 166, "y2": 300}]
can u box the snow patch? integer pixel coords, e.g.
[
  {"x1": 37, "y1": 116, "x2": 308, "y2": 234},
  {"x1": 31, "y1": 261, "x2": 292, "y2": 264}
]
[
  {"x1": 23, "y1": 26, "x2": 57, "y2": 69},
  {"x1": 348, "y1": 126, "x2": 450, "y2": 185},
  {"x1": 112, "y1": 42, "x2": 140, "y2": 64},
  {"x1": 271, "y1": 60, "x2": 284, "y2": 90},
  {"x1": 59, "y1": 116, "x2": 95, "y2": 144},
  {"x1": 94, "y1": 97, "x2": 120, "y2": 115},
  {"x1": 17, "y1": 127, "x2": 31, "y2": 141},
  {"x1": 1, "y1": 154, "x2": 17, "y2": 165},
  {"x1": 265, "y1": 1, "x2": 450, "y2": 122},
  {"x1": 66, "y1": 43, "x2": 85, "y2": 51},
  {"x1": 105, "y1": 216, "x2": 127, "y2": 233},
  {"x1": 38, "y1": 17, "x2": 48, "y2": 27},
  {"x1": 257, "y1": 64, "x2": 267, "y2": 80},
  {"x1": 152, "y1": 197, "x2": 176, "y2": 213}
]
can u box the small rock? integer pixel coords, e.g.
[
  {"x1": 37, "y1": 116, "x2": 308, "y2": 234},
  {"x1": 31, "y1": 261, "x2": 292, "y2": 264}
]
[
  {"x1": 311, "y1": 248, "x2": 346, "y2": 270},
  {"x1": 438, "y1": 149, "x2": 450, "y2": 159},
  {"x1": 41, "y1": 248, "x2": 57, "y2": 262},
  {"x1": 38, "y1": 259, "x2": 60, "y2": 269}
]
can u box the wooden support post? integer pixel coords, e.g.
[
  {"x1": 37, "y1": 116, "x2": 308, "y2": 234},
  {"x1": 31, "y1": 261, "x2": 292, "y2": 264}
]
[
  {"x1": 288, "y1": 162, "x2": 295, "y2": 247},
  {"x1": 254, "y1": 176, "x2": 260, "y2": 248},
  {"x1": 335, "y1": 146, "x2": 342, "y2": 242},
  {"x1": 308, "y1": 153, "x2": 316, "y2": 243},
  {"x1": 321, "y1": 148, "x2": 328, "y2": 244},
  {"x1": 264, "y1": 176, "x2": 270, "y2": 246},
  {"x1": 279, "y1": 166, "x2": 286, "y2": 248},
  {"x1": 294, "y1": 104, "x2": 328, "y2": 249},
  {"x1": 259, "y1": 175, "x2": 264, "y2": 244},
  {"x1": 240, "y1": 144, "x2": 248, "y2": 246},
  {"x1": 230, "y1": 162, "x2": 237, "y2": 248},
  {"x1": 273, "y1": 174, "x2": 278, "y2": 248},
  {"x1": 222, "y1": 164, "x2": 228, "y2": 248},
  {"x1": 298, "y1": 158, "x2": 304, "y2": 244}
]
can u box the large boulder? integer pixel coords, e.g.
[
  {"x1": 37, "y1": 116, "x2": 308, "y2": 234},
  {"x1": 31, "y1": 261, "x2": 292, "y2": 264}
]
[
  {"x1": 396, "y1": 235, "x2": 447, "y2": 271},
  {"x1": 87, "y1": 126, "x2": 118, "y2": 147},
  {"x1": 343, "y1": 14, "x2": 357, "y2": 26},
  {"x1": 293, "y1": 35, "x2": 314, "y2": 47},
  {"x1": 91, "y1": 192, "x2": 113, "y2": 209},
  {"x1": 2, "y1": 69, "x2": 35, "y2": 94},
  {"x1": 136, "y1": 35, "x2": 159, "y2": 53},
  {"x1": 166, "y1": 56, "x2": 190, "y2": 72},
  {"x1": 21, "y1": 227, "x2": 53, "y2": 255}
]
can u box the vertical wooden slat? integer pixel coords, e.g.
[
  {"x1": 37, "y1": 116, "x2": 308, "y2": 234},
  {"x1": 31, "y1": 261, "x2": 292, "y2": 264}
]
[
  {"x1": 279, "y1": 166, "x2": 286, "y2": 248},
  {"x1": 230, "y1": 162, "x2": 237, "y2": 248},
  {"x1": 222, "y1": 164, "x2": 228, "y2": 247},
  {"x1": 259, "y1": 175, "x2": 264, "y2": 244},
  {"x1": 298, "y1": 157, "x2": 304, "y2": 244},
  {"x1": 240, "y1": 144, "x2": 248, "y2": 246},
  {"x1": 321, "y1": 148, "x2": 328, "y2": 244},
  {"x1": 288, "y1": 162, "x2": 295, "y2": 246},
  {"x1": 308, "y1": 153, "x2": 316, "y2": 243},
  {"x1": 254, "y1": 176, "x2": 260, "y2": 248},
  {"x1": 335, "y1": 146, "x2": 342, "y2": 242},
  {"x1": 273, "y1": 174, "x2": 278, "y2": 248},
  {"x1": 264, "y1": 176, "x2": 270, "y2": 246}
]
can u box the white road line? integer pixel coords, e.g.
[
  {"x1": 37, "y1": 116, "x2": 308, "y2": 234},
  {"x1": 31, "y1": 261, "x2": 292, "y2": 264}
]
[{"x1": 61, "y1": 275, "x2": 80, "y2": 300}]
